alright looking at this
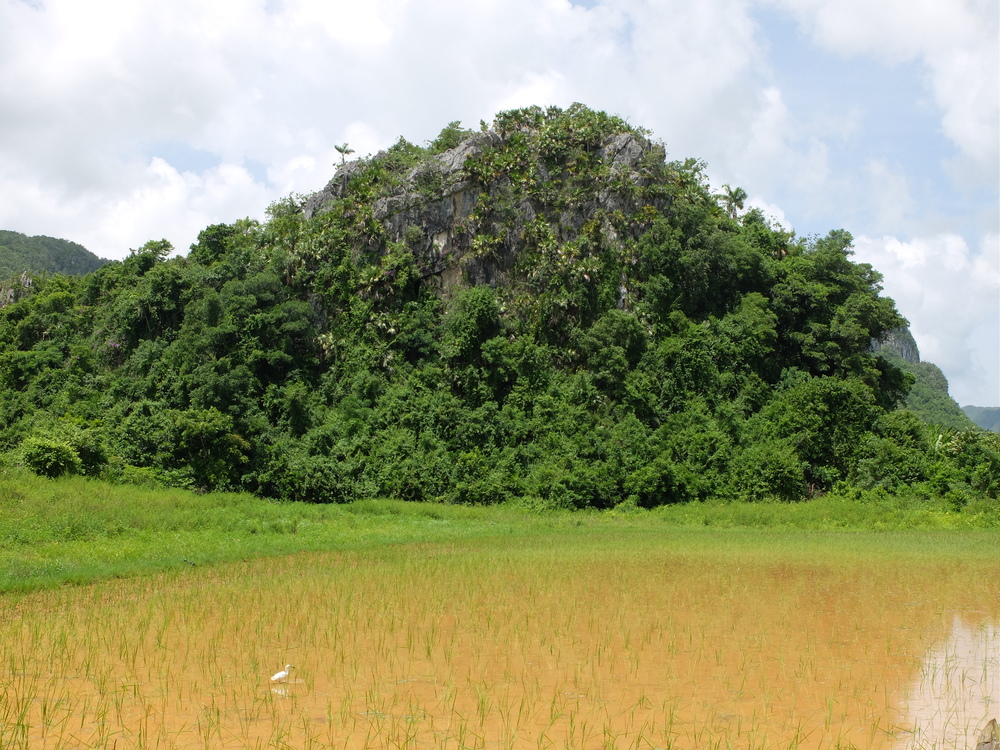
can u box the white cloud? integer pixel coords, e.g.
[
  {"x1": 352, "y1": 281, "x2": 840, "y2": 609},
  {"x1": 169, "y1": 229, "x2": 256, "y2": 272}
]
[
  {"x1": 285, "y1": 0, "x2": 402, "y2": 52},
  {"x1": 854, "y1": 232, "x2": 999, "y2": 406},
  {"x1": 104, "y1": 159, "x2": 271, "y2": 254},
  {"x1": 493, "y1": 71, "x2": 569, "y2": 114},
  {"x1": 764, "y1": 0, "x2": 999, "y2": 186},
  {"x1": 339, "y1": 121, "x2": 393, "y2": 163},
  {"x1": 0, "y1": 156, "x2": 271, "y2": 257},
  {"x1": 267, "y1": 154, "x2": 320, "y2": 197},
  {"x1": 744, "y1": 196, "x2": 791, "y2": 232},
  {"x1": 0, "y1": 0, "x2": 778, "y2": 259},
  {"x1": 724, "y1": 86, "x2": 833, "y2": 202},
  {"x1": 865, "y1": 159, "x2": 913, "y2": 230}
]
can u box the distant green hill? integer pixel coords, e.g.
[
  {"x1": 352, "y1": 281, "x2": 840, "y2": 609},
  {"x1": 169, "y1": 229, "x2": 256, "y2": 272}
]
[
  {"x1": 0, "y1": 230, "x2": 109, "y2": 278},
  {"x1": 963, "y1": 406, "x2": 1000, "y2": 433},
  {"x1": 873, "y1": 328, "x2": 976, "y2": 431}
]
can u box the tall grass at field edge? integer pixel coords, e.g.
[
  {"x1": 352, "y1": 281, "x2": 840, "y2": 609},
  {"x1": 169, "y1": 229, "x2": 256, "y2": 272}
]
[{"x1": 0, "y1": 469, "x2": 997, "y2": 593}]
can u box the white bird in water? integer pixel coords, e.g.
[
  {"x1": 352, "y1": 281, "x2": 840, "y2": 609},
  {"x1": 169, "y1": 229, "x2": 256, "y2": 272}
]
[{"x1": 271, "y1": 664, "x2": 293, "y2": 682}]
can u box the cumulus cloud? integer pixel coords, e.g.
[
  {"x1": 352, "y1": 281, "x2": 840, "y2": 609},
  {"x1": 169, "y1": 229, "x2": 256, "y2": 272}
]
[
  {"x1": 765, "y1": 0, "x2": 999, "y2": 187},
  {"x1": 494, "y1": 71, "x2": 569, "y2": 114},
  {"x1": 743, "y1": 196, "x2": 791, "y2": 232},
  {"x1": 854, "y1": 232, "x2": 999, "y2": 406},
  {"x1": 865, "y1": 159, "x2": 914, "y2": 231},
  {"x1": 719, "y1": 86, "x2": 833, "y2": 207},
  {"x1": 8, "y1": 157, "x2": 272, "y2": 257}
]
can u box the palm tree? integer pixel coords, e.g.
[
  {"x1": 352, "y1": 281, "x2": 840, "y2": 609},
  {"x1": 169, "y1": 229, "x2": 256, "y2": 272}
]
[
  {"x1": 334, "y1": 143, "x2": 355, "y2": 166},
  {"x1": 717, "y1": 184, "x2": 747, "y2": 220}
]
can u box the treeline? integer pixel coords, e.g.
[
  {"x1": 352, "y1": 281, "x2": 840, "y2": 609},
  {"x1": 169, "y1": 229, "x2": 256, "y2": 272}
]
[{"x1": 1, "y1": 104, "x2": 997, "y2": 508}]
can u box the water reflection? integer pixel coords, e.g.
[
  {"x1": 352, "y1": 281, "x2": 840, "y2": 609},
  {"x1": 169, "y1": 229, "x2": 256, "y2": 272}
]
[{"x1": 895, "y1": 618, "x2": 999, "y2": 749}]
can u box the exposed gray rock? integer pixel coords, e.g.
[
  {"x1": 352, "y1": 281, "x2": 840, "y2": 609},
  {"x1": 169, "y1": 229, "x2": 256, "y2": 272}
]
[
  {"x1": 375, "y1": 187, "x2": 482, "y2": 280},
  {"x1": 600, "y1": 132, "x2": 647, "y2": 174},
  {"x1": 302, "y1": 158, "x2": 368, "y2": 219},
  {"x1": 0, "y1": 271, "x2": 33, "y2": 309},
  {"x1": 978, "y1": 719, "x2": 999, "y2": 750},
  {"x1": 300, "y1": 125, "x2": 667, "y2": 290},
  {"x1": 434, "y1": 130, "x2": 502, "y2": 173},
  {"x1": 873, "y1": 326, "x2": 920, "y2": 364}
]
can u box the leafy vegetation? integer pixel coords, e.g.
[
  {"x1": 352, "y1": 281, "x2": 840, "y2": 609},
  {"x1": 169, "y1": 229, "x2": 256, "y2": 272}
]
[
  {"x1": 0, "y1": 104, "x2": 997, "y2": 510},
  {"x1": 0, "y1": 469, "x2": 995, "y2": 593}
]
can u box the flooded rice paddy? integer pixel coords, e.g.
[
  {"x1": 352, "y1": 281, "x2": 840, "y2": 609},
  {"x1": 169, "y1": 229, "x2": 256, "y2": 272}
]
[{"x1": 1, "y1": 532, "x2": 997, "y2": 749}]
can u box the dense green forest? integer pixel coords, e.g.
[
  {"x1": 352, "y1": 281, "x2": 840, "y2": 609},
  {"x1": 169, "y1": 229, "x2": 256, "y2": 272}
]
[
  {"x1": 1, "y1": 105, "x2": 997, "y2": 508},
  {"x1": 0, "y1": 230, "x2": 108, "y2": 279}
]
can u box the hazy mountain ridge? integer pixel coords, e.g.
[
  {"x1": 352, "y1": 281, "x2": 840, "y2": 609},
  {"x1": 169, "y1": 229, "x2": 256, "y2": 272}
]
[
  {"x1": 963, "y1": 406, "x2": 1000, "y2": 433},
  {"x1": 0, "y1": 230, "x2": 109, "y2": 280}
]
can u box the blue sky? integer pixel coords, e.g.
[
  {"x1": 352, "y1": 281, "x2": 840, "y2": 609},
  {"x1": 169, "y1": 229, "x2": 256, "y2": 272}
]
[
  {"x1": 1, "y1": 0, "x2": 996, "y2": 405},
  {"x1": 755, "y1": 7, "x2": 954, "y2": 233}
]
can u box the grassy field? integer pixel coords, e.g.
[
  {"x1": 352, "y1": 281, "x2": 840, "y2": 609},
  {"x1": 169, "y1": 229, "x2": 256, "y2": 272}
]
[
  {"x1": 2, "y1": 471, "x2": 999, "y2": 748},
  {"x1": 1, "y1": 469, "x2": 998, "y2": 594}
]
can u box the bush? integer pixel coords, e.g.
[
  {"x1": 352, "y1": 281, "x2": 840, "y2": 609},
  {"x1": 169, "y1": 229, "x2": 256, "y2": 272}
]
[
  {"x1": 21, "y1": 437, "x2": 82, "y2": 478},
  {"x1": 730, "y1": 439, "x2": 806, "y2": 502}
]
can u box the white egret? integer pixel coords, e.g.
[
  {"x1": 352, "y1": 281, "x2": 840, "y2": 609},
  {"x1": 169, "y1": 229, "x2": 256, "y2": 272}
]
[{"x1": 271, "y1": 664, "x2": 293, "y2": 682}]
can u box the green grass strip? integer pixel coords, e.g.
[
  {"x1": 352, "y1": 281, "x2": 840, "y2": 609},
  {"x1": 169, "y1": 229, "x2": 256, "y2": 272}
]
[{"x1": 1, "y1": 470, "x2": 997, "y2": 593}]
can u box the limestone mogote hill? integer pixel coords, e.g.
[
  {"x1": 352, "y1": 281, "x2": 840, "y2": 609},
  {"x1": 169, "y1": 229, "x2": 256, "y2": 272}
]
[{"x1": 1, "y1": 104, "x2": 997, "y2": 506}]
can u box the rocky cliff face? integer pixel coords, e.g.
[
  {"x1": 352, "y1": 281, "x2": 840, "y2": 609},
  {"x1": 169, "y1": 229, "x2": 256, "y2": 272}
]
[
  {"x1": 304, "y1": 133, "x2": 497, "y2": 288},
  {"x1": 0, "y1": 271, "x2": 33, "y2": 309},
  {"x1": 874, "y1": 326, "x2": 920, "y2": 364},
  {"x1": 302, "y1": 120, "x2": 668, "y2": 295}
]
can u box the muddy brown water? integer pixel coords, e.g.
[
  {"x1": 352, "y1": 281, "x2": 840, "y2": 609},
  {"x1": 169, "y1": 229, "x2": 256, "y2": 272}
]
[{"x1": 1, "y1": 537, "x2": 997, "y2": 749}]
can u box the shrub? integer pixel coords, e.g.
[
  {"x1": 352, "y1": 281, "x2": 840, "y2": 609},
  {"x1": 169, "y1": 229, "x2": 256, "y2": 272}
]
[
  {"x1": 729, "y1": 439, "x2": 806, "y2": 502},
  {"x1": 21, "y1": 437, "x2": 82, "y2": 478},
  {"x1": 625, "y1": 455, "x2": 680, "y2": 507}
]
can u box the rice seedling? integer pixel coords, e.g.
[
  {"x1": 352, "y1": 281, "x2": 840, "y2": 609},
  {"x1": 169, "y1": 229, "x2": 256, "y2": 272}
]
[{"x1": 0, "y1": 529, "x2": 997, "y2": 749}]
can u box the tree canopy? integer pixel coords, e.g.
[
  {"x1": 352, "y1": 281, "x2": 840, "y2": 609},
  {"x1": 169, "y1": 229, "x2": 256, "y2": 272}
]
[{"x1": 1, "y1": 104, "x2": 997, "y2": 508}]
